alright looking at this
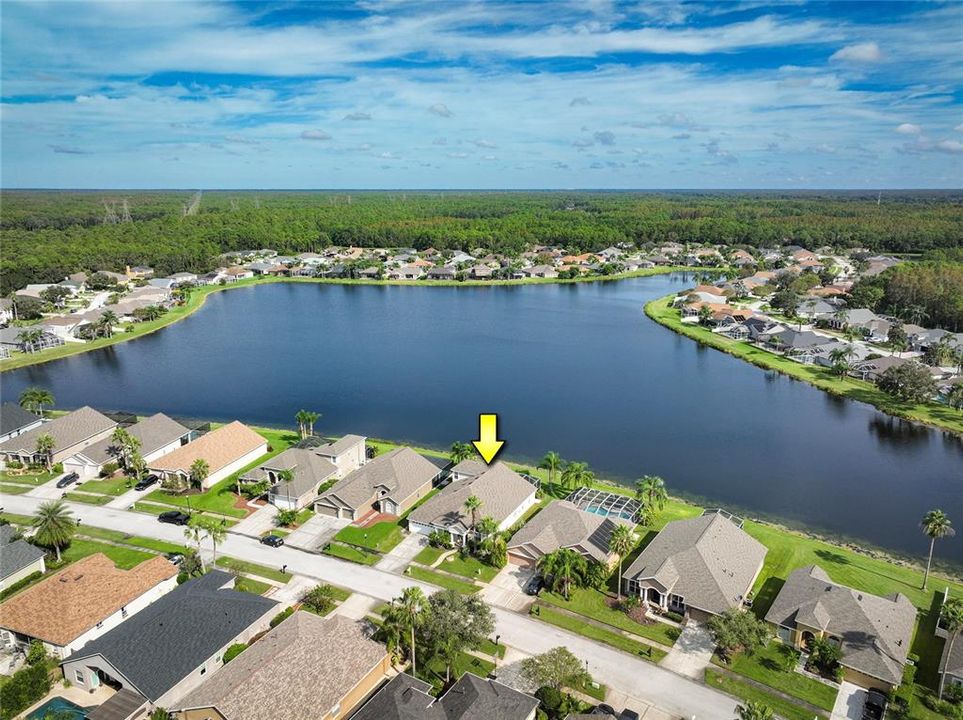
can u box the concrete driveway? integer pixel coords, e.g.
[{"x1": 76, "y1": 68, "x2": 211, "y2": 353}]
[
  {"x1": 230, "y1": 504, "x2": 279, "y2": 538},
  {"x1": 285, "y1": 513, "x2": 349, "y2": 551},
  {"x1": 659, "y1": 620, "x2": 713, "y2": 679},
  {"x1": 376, "y1": 532, "x2": 427, "y2": 572},
  {"x1": 831, "y1": 682, "x2": 866, "y2": 720},
  {"x1": 25, "y1": 473, "x2": 72, "y2": 500},
  {"x1": 481, "y1": 564, "x2": 535, "y2": 612},
  {"x1": 105, "y1": 482, "x2": 162, "y2": 509}
]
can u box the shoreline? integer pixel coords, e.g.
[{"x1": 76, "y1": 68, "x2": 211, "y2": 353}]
[
  {"x1": 0, "y1": 265, "x2": 698, "y2": 373},
  {"x1": 644, "y1": 293, "x2": 963, "y2": 436}
]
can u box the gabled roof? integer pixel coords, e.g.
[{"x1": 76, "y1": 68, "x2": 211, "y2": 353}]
[
  {"x1": 407, "y1": 462, "x2": 536, "y2": 533},
  {"x1": 764, "y1": 565, "x2": 916, "y2": 686},
  {"x1": 0, "y1": 406, "x2": 116, "y2": 456},
  {"x1": 0, "y1": 525, "x2": 46, "y2": 581},
  {"x1": 242, "y1": 447, "x2": 337, "y2": 499},
  {"x1": 0, "y1": 402, "x2": 40, "y2": 436},
  {"x1": 315, "y1": 434, "x2": 365, "y2": 458},
  {"x1": 317, "y1": 447, "x2": 439, "y2": 511},
  {"x1": 65, "y1": 571, "x2": 278, "y2": 702},
  {"x1": 622, "y1": 513, "x2": 767, "y2": 615},
  {"x1": 450, "y1": 459, "x2": 487, "y2": 478},
  {"x1": 70, "y1": 413, "x2": 189, "y2": 467},
  {"x1": 174, "y1": 613, "x2": 386, "y2": 720},
  {"x1": 508, "y1": 500, "x2": 634, "y2": 563},
  {"x1": 149, "y1": 421, "x2": 265, "y2": 475},
  {"x1": 1, "y1": 554, "x2": 176, "y2": 646}
]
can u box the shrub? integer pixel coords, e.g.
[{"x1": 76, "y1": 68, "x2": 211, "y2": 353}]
[
  {"x1": 276, "y1": 509, "x2": 298, "y2": 527},
  {"x1": 301, "y1": 584, "x2": 336, "y2": 615},
  {"x1": 6, "y1": 460, "x2": 23, "y2": 469},
  {"x1": 946, "y1": 683, "x2": 963, "y2": 705},
  {"x1": 100, "y1": 462, "x2": 119, "y2": 477},
  {"x1": 0, "y1": 662, "x2": 51, "y2": 720},
  {"x1": 428, "y1": 529, "x2": 453, "y2": 549},
  {"x1": 270, "y1": 607, "x2": 294, "y2": 628},
  {"x1": 222, "y1": 643, "x2": 247, "y2": 664},
  {"x1": 0, "y1": 571, "x2": 42, "y2": 601},
  {"x1": 176, "y1": 572, "x2": 189, "y2": 585},
  {"x1": 533, "y1": 686, "x2": 578, "y2": 720},
  {"x1": 665, "y1": 611, "x2": 685, "y2": 624},
  {"x1": 24, "y1": 640, "x2": 46, "y2": 666}
]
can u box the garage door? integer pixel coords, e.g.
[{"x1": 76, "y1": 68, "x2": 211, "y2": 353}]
[
  {"x1": 316, "y1": 504, "x2": 340, "y2": 518},
  {"x1": 508, "y1": 552, "x2": 536, "y2": 568}
]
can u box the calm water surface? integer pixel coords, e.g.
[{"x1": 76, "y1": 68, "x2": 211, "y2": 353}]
[{"x1": 3, "y1": 275, "x2": 961, "y2": 562}]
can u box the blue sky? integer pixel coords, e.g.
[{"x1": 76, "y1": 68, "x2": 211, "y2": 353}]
[{"x1": 2, "y1": 0, "x2": 961, "y2": 189}]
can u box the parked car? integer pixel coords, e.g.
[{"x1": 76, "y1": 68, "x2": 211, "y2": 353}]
[
  {"x1": 590, "y1": 704, "x2": 617, "y2": 716},
  {"x1": 524, "y1": 575, "x2": 543, "y2": 596},
  {"x1": 261, "y1": 534, "x2": 285, "y2": 548},
  {"x1": 165, "y1": 552, "x2": 185, "y2": 565},
  {"x1": 56, "y1": 472, "x2": 79, "y2": 489},
  {"x1": 134, "y1": 474, "x2": 159, "y2": 491},
  {"x1": 862, "y1": 689, "x2": 887, "y2": 720},
  {"x1": 158, "y1": 510, "x2": 190, "y2": 525},
  {"x1": 620, "y1": 710, "x2": 641, "y2": 720}
]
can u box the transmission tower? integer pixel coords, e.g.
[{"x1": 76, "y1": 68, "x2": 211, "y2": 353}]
[
  {"x1": 103, "y1": 200, "x2": 119, "y2": 224},
  {"x1": 120, "y1": 198, "x2": 132, "y2": 223}
]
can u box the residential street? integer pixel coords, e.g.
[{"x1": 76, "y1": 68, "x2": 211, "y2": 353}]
[{"x1": 1, "y1": 495, "x2": 738, "y2": 719}]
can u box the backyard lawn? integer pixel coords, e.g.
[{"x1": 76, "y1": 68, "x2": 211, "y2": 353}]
[
  {"x1": 215, "y1": 556, "x2": 292, "y2": 583},
  {"x1": 531, "y1": 605, "x2": 667, "y2": 663},
  {"x1": 715, "y1": 642, "x2": 838, "y2": 711},
  {"x1": 437, "y1": 553, "x2": 500, "y2": 582},
  {"x1": 335, "y1": 521, "x2": 404, "y2": 552},
  {"x1": 705, "y1": 669, "x2": 828, "y2": 720},
  {"x1": 538, "y1": 587, "x2": 680, "y2": 647},
  {"x1": 407, "y1": 565, "x2": 480, "y2": 594},
  {"x1": 323, "y1": 542, "x2": 382, "y2": 566},
  {"x1": 75, "y1": 475, "x2": 131, "y2": 496}
]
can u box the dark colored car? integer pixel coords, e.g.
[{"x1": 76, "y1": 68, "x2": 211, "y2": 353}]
[
  {"x1": 862, "y1": 689, "x2": 887, "y2": 720},
  {"x1": 56, "y1": 472, "x2": 80, "y2": 489},
  {"x1": 134, "y1": 474, "x2": 159, "y2": 491},
  {"x1": 261, "y1": 534, "x2": 285, "y2": 548},
  {"x1": 524, "y1": 575, "x2": 543, "y2": 596},
  {"x1": 620, "y1": 710, "x2": 641, "y2": 720},
  {"x1": 590, "y1": 704, "x2": 617, "y2": 716},
  {"x1": 165, "y1": 552, "x2": 185, "y2": 565},
  {"x1": 158, "y1": 510, "x2": 190, "y2": 525}
]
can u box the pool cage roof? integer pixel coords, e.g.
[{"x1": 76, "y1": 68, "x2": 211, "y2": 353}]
[{"x1": 565, "y1": 487, "x2": 641, "y2": 523}]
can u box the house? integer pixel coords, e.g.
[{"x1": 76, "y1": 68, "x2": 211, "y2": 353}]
[
  {"x1": 148, "y1": 421, "x2": 267, "y2": 490},
  {"x1": 622, "y1": 511, "x2": 767, "y2": 621},
  {"x1": 240, "y1": 447, "x2": 338, "y2": 510},
  {"x1": 41, "y1": 315, "x2": 91, "y2": 341},
  {"x1": 0, "y1": 406, "x2": 116, "y2": 468},
  {"x1": 148, "y1": 278, "x2": 177, "y2": 291},
  {"x1": 850, "y1": 356, "x2": 909, "y2": 383},
  {"x1": 97, "y1": 271, "x2": 131, "y2": 286},
  {"x1": 223, "y1": 266, "x2": 254, "y2": 282},
  {"x1": 407, "y1": 462, "x2": 538, "y2": 544},
  {"x1": 526, "y1": 264, "x2": 558, "y2": 279},
  {"x1": 169, "y1": 272, "x2": 199, "y2": 285},
  {"x1": 172, "y1": 613, "x2": 390, "y2": 720},
  {"x1": 939, "y1": 628, "x2": 963, "y2": 698},
  {"x1": 310, "y1": 434, "x2": 367, "y2": 476},
  {"x1": 507, "y1": 500, "x2": 634, "y2": 569},
  {"x1": 315, "y1": 447, "x2": 442, "y2": 520},
  {"x1": 389, "y1": 264, "x2": 425, "y2": 280},
  {"x1": 351, "y1": 672, "x2": 539, "y2": 720},
  {"x1": 427, "y1": 266, "x2": 457, "y2": 281},
  {"x1": 0, "y1": 525, "x2": 46, "y2": 591},
  {"x1": 62, "y1": 571, "x2": 278, "y2": 710},
  {"x1": 0, "y1": 402, "x2": 43, "y2": 443},
  {"x1": 765, "y1": 565, "x2": 916, "y2": 692},
  {"x1": 449, "y1": 459, "x2": 487, "y2": 482},
  {"x1": 0, "y1": 325, "x2": 65, "y2": 354},
  {"x1": 767, "y1": 329, "x2": 834, "y2": 354},
  {"x1": 0, "y1": 554, "x2": 177, "y2": 659},
  {"x1": 469, "y1": 265, "x2": 494, "y2": 279},
  {"x1": 128, "y1": 266, "x2": 154, "y2": 279},
  {"x1": 63, "y1": 413, "x2": 191, "y2": 479}
]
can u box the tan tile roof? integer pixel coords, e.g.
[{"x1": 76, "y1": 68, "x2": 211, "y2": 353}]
[
  {"x1": 0, "y1": 554, "x2": 177, "y2": 646},
  {"x1": 149, "y1": 421, "x2": 265, "y2": 475}
]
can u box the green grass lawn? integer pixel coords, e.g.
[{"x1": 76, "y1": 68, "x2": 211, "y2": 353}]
[
  {"x1": 716, "y1": 643, "x2": 838, "y2": 711},
  {"x1": 64, "y1": 492, "x2": 113, "y2": 505},
  {"x1": 412, "y1": 545, "x2": 446, "y2": 566},
  {"x1": 705, "y1": 669, "x2": 828, "y2": 720},
  {"x1": 477, "y1": 637, "x2": 507, "y2": 659},
  {"x1": 531, "y1": 605, "x2": 667, "y2": 663},
  {"x1": 438, "y1": 553, "x2": 500, "y2": 583},
  {"x1": 75, "y1": 475, "x2": 131, "y2": 496},
  {"x1": 73, "y1": 526, "x2": 185, "y2": 555},
  {"x1": 407, "y1": 565, "x2": 481, "y2": 594},
  {"x1": 60, "y1": 539, "x2": 155, "y2": 569},
  {"x1": 234, "y1": 576, "x2": 272, "y2": 595},
  {"x1": 0, "y1": 512, "x2": 34, "y2": 525},
  {"x1": 0, "y1": 483, "x2": 33, "y2": 495},
  {"x1": 215, "y1": 556, "x2": 292, "y2": 583},
  {"x1": 416, "y1": 650, "x2": 496, "y2": 694},
  {"x1": 0, "y1": 470, "x2": 55, "y2": 486},
  {"x1": 538, "y1": 587, "x2": 680, "y2": 647},
  {"x1": 334, "y1": 521, "x2": 404, "y2": 552},
  {"x1": 323, "y1": 542, "x2": 382, "y2": 566},
  {"x1": 572, "y1": 676, "x2": 607, "y2": 701}
]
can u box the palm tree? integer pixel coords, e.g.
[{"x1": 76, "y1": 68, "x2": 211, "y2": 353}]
[
  {"x1": 539, "y1": 451, "x2": 563, "y2": 491},
  {"x1": 32, "y1": 499, "x2": 75, "y2": 562},
  {"x1": 110, "y1": 427, "x2": 142, "y2": 472},
  {"x1": 294, "y1": 410, "x2": 320, "y2": 439},
  {"x1": 450, "y1": 442, "x2": 473, "y2": 465},
  {"x1": 277, "y1": 468, "x2": 295, "y2": 504},
  {"x1": 609, "y1": 524, "x2": 635, "y2": 600},
  {"x1": 17, "y1": 328, "x2": 43, "y2": 353},
  {"x1": 538, "y1": 548, "x2": 587, "y2": 600},
  {"x1": 921, "y1": 509, "x2": 954, "y2": 590},
  {"x1": 98, "y1": 310, "x2": 118, "y2": 338},
  {"x1": 19, "y1": 387, "x2": 54, "y2": 417},
  {"x1": 35, "y1": 433, "x2": 55, "y2": 472},
  {"x1": 736, "y1": 701, "x2": 774, "y2": 720},
  {"x1": 396, "y1": 586, "x2": 427, "y2": 675},
  {"x1": 204, "y1": 519, "x2": 228, "y2": 566},
  {"x1": 635, "y1": 475, "x2": 668, "y2": 522},
  {"x1": 464, "y1": 495, "x2": 482, "y2": 544},
  {"x1": 828, "y1": 346, "x2": 856, "y2": 378},
  {"x1": 946, "y1": 384, "x2": 963, "y2": 411},
  {"x1": 380, "y1": 603, "x2": 406, "y2": 667},
  {"x1": 560, "y1": 461, "x2": 594, "y2": 491},
  {"x1": 184, "y1": 521, "x2": 206, "y2": 572},
  {"x1": 939, "y1": 598, "x2": 963, "y2": 699},
  {"x1": 189, "y1": 458, "x2": 210, "y2": 491}
]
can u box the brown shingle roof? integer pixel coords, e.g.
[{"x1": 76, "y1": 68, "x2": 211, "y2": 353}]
[
  {"x1": 0, "y1": 554, "x2": 176, "y2": 646},
  {"x1": 149, "y1": 421, "x2": 265, "y2": 475}
]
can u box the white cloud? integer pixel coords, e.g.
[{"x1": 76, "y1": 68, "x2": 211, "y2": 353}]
[
  {"x1": 935, "y1": 140, "x2": 963, "y2": 154},
  {"x1": 830, "y1": 42, "x2": 882, "y2": 63},
  {"x1": 300, "y1": 130, "x2": 331, "y2": 141},
  {"x1": 428, "y1": 103, "x2": 453, "y2": 117},
  {"x1": 343, "y1": 112, "x2": 372, "y2": 121},
  {"x1": 473, "y1": 139, "x2": 497, "y2": 148},
  {"x1": 895, "y1": 123, "x2": 921, "y2": 134},
  {"x1": 955, "y1": 124, "x2": 963, "y2": 132}
]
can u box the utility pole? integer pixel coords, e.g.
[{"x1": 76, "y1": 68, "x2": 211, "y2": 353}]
[{"x1": 120, "y1": 198, "x2": 132, "y2": 223}]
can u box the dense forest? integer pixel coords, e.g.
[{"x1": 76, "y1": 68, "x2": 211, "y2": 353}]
[{"x1": 2, "y1": 190, "x2": 962, "y2": 293}]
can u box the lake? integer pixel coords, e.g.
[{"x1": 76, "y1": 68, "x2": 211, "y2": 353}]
[{"x1": 3, "y1": 274, "x2": 962, "y2": 563}]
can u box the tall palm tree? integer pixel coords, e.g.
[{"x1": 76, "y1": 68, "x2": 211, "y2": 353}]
[
  {"x1": 560, "y1": 461, "x2": 594, "y2": 491},
  {"x1": 277, "y1": 468, "x2": 295, "y2": 504},
  {"x1": 450, "y1": 442, "x2": 473, "y2": 465},
  {"x1": 828, "y1": 346, "x2": 856, "y2": 378},
  {"x1": 294, "y1": 409, "x2": 321, "y2": 439},
  {"x1": 32, "y1": 499, "x2": 75, "y2": 562},
  {"x1": 609, "y1": 524, "x2": 635, "y2": 600},
  {"x1": 921, "y1": 509, "x2": 954, "y2": 590},
  {"x1": 189, "y1": 458, "x2": 210, "y2": 491},
  {"x1": 939, "y1": 598, "x2": 963, "y2": 699},
  {"x1": 184, "y1": 521, "x2": 206, "y2": 572},
  {"x1": 380, "y1": 603, "x2": 406, "y2": 668},
  {"x1": 537, "y1": 548, "x2": 587, "y2": 600},
  {"x1": 946, "y1": 384, "x2": 963, "y2": 411},
  {"x1": 463, "y1": 495, "x2": 482, "y2": 544},
  {"x1": 539, "y1": 451, "x2": 563, "y2": 491},
  {"x1": 98, "y1": 310, "x2": 119, "y2": 338},
  {"x1": 396, "y1": 586, "x2": 427, "y2": 675},
  {"x1": 35, "y1": 433, "x2": 56, "y2": 472},
  {"x1": 635, "y1": 475, "x2": 668, "y2": 522},
  {"x1": 203, "y1": 519, "x2": 228, "y2": 566},
  {"x1": 19, "y1": 387, "x2": 55, "y2": 417},
  {"x1": 110, "y1": 427, "x2": 142, "y2": 472},
  {"x1": 17, "y1": 328, "x2": 43, "y2": 354}
]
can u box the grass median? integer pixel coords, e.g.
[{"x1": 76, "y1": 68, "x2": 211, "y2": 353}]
[
  {"x1": 705, "y1": 668, "x2": 828, "y2": 720},
  {"x1": 407, "y1": 565, "x2": 481, "y2": 594},
  {"x1": 530, "y1": 604, "x2": 667, "y2": 663}
]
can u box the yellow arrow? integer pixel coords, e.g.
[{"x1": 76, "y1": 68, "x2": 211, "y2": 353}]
[{"x1": 472, "y1": 413, "x2": 505, "y2": 464}]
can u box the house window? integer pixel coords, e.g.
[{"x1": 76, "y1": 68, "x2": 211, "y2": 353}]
[
  {"x1": 74, "y1": 669, "x2": 85, "y2": 684},
  {"x1": 776, "y1": 625, "x2": 792, "y2": 644},
  {"x1": 669, "y1": 594, "x2": 685, "y2": 608}
]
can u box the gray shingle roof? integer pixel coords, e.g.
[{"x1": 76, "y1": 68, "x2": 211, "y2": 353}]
[
  {"x1": 450, "y1": 460, "x2": 487, "y2": 478},
  {"x1": 315, "y1": 434, "x2": 366, "y2": 458},
  {"x1": 764, "y1": 565, "x2": 916, "y2": 686},
  {"x1": 351, "y1": 672, "x2": 539, "y2": 720},
  {"x1": 317, "y1": 447, "x2": 440, "y2": 512},
  {"x1": 407, "y1": 462, "x2": 536, "y2": 533},
  {"x1": 622, "y1": 513, "x2": 767, "y2": 615},
  {"x1": 508, "y1": 500, "x2": 633, "y2": 563},
  {"x1": 0, "y1": 406, "x2": 116, "y2": 456},
  {"x1": 70, "y1": 413, "x2": 189, "y2": 466},
  {"x1": 174, "y1": 613, "x2": 386, "y2": 720},
  {"x1": 0, "y1": 403, "x2": 40, "y2": 437},
  {"x1": 241, "y1": 448, "x2": 337, "y2": 499},
  {"x1": 0, "y1": 525, "x2": 45, "y2": 581},
  {"x1": 64, "y1": 571, "x2": 278, "y2": 702}
]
